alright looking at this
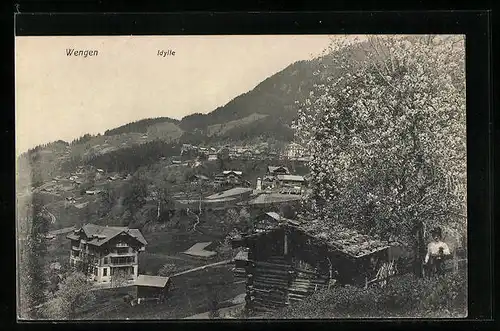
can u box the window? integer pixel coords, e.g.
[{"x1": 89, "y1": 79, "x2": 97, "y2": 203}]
[
  {"x1": 103, "y1": 268, "x2": 107, "y2": 276},
  {"x1": 94, "y1": 268, "x2": 98, "y2": 276},
  {"x1": 103, "y1": 257, "x2": 108, "y2": 264}
]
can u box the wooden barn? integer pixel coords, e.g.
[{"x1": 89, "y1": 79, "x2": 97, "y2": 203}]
[
  {"x1": 134, "y1": 275, "x2": 171, "y2": 304},
  {"x1": 231, "y1": 214, "x2": 403, "y2": 313}
]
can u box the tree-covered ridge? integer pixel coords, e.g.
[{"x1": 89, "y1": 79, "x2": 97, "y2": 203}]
[
  {"x1": 104, "y1": 117, "x2": 180, "y2": 136},
  {"x1": 177, "y1": 58, "x2": 336, "y2": 132},
  {"x1": 84, "y1": 140, "x2": 181, "y2": 173}
]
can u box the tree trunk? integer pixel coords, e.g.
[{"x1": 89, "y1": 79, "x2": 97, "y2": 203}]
[{"x1": 414, "y1": 220, "x2": 425, "y2": 278}]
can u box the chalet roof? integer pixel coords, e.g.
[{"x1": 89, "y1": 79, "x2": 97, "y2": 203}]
[
  {"x1": 192, "y1": 174, "x2": 209, "y2": 181},
  {"x1": 205, "y1": 187, "x2": 253, "y2": 200},
  {"x1": 135, "y1": 275, "x2": 170, "y2": 288},
  {"x1": 220, "y1": 170, "x2": 243, "y2": 176},
  {"x1": 67, "y1": 224, "x2": 147, "y2": 247},
  {"x1": 304, "y1": 225, "x2": 391, "y2": 258},
  {"x1": 268, "y1": 166, "x2": 290, "y2": 174},
  {"x1": 264, "y1": 212, "x2": 297, "y2": 224},
  {"x1": 242, "y1": 193, "x2": 302, "y2": 205},
  {"x1": 243, "y1": 219, "x2": 392, "y2": 259},
  {"x1": 183, "y1": 242, "x2": 217, "y2": 258},
  {"x1": 276, "y1": 174, "x2": 305, "y2": 182},
  {"x1": 234, "y1": 250, "x2": 249, "y2": 261}
]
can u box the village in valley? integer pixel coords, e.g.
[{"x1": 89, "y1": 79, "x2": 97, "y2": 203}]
[{"x1": 17, "y1": 35, "x2": 467, "y2": 320}]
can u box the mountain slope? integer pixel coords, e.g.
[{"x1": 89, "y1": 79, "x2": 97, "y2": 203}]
[{"x1": 104, "y1": 117, "x2": 180, "y2": 136}]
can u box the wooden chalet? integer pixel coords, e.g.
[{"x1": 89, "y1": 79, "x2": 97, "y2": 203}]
[
  {"x1": 231, "y1": 214, "x2": 402, "y2": 313},
  {"x1": 135, "y1": 275, "x2": 171, "y2": 304},
  {"x1": 267, "y1": 166, "x2": 290, "y2": 176},
  {"x1": 214, "y1": 170, "x2": 245, "y2": 187}
]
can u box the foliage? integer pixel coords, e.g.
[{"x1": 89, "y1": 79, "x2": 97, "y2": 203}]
[
  {"x1": 85, "y1": 140, "x2": 181, "y2": 173},
  {"x1": 158, "y1": 263, "x2": 177, "y2": 277},
  {"x1": 205, "y1": 284, "x2": 221, "y2": 319},
  {"x1": 271, "y1": 271, "x2": 467, "y2": 318},
  {"x1": 70, "y1": 133, "x2": 94, "y2": 145},
  {"x1": 17, "y1": 195, "x2": 51, "y2": 318},
  {"x1": 40, "y1": 272, "x2": 96, "y2": 319},
  {"x1": 294, "y1": 35, "x2": 466, "y2": 243},
  {"x1": 111, "y1": 271, "x2": 130, "y2": 288}
]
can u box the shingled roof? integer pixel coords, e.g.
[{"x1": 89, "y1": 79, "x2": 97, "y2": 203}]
[
  {"x1": 135, "y1": 275, "x2": 170, "y2": 288},
  {"x1": 268, "y1": 166, "x2": 290, "y2": 174},
  {"x1": 205, "y1": 187, "x2": 253, "y2": 200},
  {"x1": 242, "y1": 218, "x2": 392, "y2": 259},
  {"x1": 299, "y1": 222, "x2": 391, "y2": 258},
  {"x1": 242, "y1": 193, "x2": 302, "y2": 205},
  {"x1": 67, "y1": 224, "x2": 147, "y2": 247}
]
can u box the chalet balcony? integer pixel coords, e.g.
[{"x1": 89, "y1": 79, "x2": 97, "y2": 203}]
[
  {"x1": 115, "y1": 243, "x2": 129, "y2": 248},
  {"x1": 72, "y1": 246, "x2": 81, "y2": 251},
  {"x1": 108, "y1": 251, "x2": 135, "y2": 257},
  {"x1": 109, "y1": 257, "x2": 136, "y2": 266}
]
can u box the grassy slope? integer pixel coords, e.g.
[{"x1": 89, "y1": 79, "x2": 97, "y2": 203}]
[{"x1": 206, "y1": 113, "x2": 269, "y2": 137}]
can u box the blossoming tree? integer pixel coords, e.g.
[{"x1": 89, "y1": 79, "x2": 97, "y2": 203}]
[{"x1": 294, "y1": 35, "x2": 466, "y2": 249}]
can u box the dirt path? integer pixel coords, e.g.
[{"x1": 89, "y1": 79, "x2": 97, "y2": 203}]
[
  {"x1": 170, "y1": 259, "x2": 233, "y2": 278},
  {"x1": 43, "y1": 207, "x2": 57, "y2": 224}
]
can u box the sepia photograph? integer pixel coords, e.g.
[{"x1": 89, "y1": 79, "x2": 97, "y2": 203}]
[{"x1": 15, "y1": 34, "x2": 467, "y2": 320}]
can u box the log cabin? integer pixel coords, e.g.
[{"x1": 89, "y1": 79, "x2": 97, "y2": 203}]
[
  {"x1": 231, "y1": 214, "x2": 402, "y2": 313},
  {"x1": 135, "y1": 275, "x2": 171, "y2": 304}
]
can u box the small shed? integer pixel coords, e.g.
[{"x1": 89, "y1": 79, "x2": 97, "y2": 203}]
[{"x1": 135, "y1": 275, "x2": 171, "y2": 304}]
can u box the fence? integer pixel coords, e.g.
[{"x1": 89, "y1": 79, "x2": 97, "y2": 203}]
[{"x1": 365, "y1": 257, "x2": 468, "y2": 289}]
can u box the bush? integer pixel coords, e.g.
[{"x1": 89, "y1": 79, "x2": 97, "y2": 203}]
[{"x1": 270, "y1": 271, "x2": 467, "y2": 319}]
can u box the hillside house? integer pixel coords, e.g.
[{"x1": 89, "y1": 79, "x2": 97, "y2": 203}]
[
  {"x1": 262, "y1": 166, "x2": 292, "y2": 190},
  {"x1": 276, "y1": 175, "x2": 305, "y2": 194},
  {"x1": 67, "y1": 224, "x2": 147, "y2": 284},
  {"x1": 285, "y1": 143, "x2": 305, "y2": 159},
  {"x1": 187, "y1": 174, "x2": 210, "y2": 184},
  {"x1": 267, "y1": 166, "x2": 290, "y2": 176},
  {"x1": 208, "y1": 153, "x2": 218, "y2": 161},
  {"x1": 231, "y1": 215, "x2": 402, "y2": 313},
  {"x1": 85, "y1": 189, "x2": 103, "y2": 195},
  {"x1": 214, "y1": 170, "x2": 244, "y2": 187}
]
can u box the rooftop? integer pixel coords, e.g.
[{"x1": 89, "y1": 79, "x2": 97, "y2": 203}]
[
  {"x1": 205, "y1": 187, "x2": 253, "y2": 200},
  {"x1": 242, "y1": 193, "x2": 302, "y2": 205},
  {"x1": 135, "y1": 275, "x2": 170, "y2": 288},
  {"x1": 276, "y1": 174, "x2": 305, "y2": 182},
  {"x1": 66, "y1": 224, "x2": 147, "y2": 247},
  {"x1": 183, "y1": 242, "x2": 217, "y2": 258},
  {"x1": 242, "y1": 214, "x2": 393, "y2": 258},
  {"x1": 220, "y1": 170, "x2": 243, "y2": 176},
  {"x1": 301, "y1": 223, "x2": 391, "y2": 258},
  {"x1": 268, "y1": 166, "x2": 290, "y2": 174}
]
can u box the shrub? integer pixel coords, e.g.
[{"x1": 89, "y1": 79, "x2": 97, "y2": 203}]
[{"x1": 270, "y1": 271, "x2": 467, "y2": 319}]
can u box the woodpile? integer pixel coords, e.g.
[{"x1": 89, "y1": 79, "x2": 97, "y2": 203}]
[
  {"x1": 244, "y1": 256, "x2": 330, "y2": 312},
  {"x1": 246, "y1": 256, "x2": 292, "y2": 312}
]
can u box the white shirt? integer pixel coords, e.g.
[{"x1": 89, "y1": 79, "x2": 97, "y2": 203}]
[{"x1": 424, "y1": 241, "x2": 451, "y2": 263}]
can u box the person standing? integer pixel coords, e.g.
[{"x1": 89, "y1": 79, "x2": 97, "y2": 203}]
[{"x1": 424, "y1": 227, "x2": 451, "y2": 276}]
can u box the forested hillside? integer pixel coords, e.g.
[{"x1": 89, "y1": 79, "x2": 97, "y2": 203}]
[{"x1": 104, "y1": 117, "x2": 180, "y2": 136}]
